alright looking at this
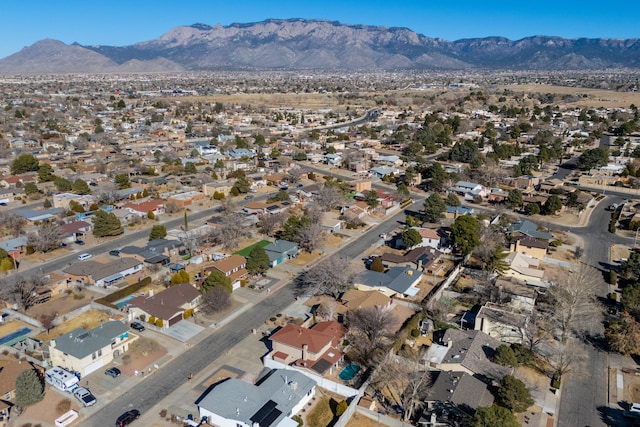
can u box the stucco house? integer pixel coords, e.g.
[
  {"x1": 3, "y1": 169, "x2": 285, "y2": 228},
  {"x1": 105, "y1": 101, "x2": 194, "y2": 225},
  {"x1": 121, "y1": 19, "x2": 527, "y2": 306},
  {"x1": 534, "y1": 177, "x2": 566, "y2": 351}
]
[
  {"x1": 263, "y1": 240, "x2": 299, "y2": 267},
  {"x1": 353, "y1": 266, "x2": 422, "y2": 298},
  {"x1": 204, "y1": 254, "x2": 248, "y2": 290},
  {"x1": 128, "y1": 283, "x2": 201, "y2": 328},
  {"x1": 62, "y1": 258, "x2": 143, "y2": 288},
  {"x1": 474, "y1": 302, "x2": 528, "y2": 344},
  {"x1": 509, "y1": 235, "x2": 548, "y2": 261},
  {"x1": 196, "y1": 368, "x2": 316, "y2": 427},
  {"x1": 49, "y1": 321, "x2": 135, "y2": 377}
]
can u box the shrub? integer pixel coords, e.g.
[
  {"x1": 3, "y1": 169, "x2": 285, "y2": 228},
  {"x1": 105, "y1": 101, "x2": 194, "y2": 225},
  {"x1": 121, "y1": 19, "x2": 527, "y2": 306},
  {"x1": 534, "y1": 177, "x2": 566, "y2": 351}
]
[
  {"x1": 155, "y1": 318, "x2": 163, "y2": 328},
  {"x1": 159, "y1": 409, "x2": 168, "y2": 418},
  {"x1": 335, "y1": 400, "x2": 348, "y2": 416},
  {"x1": 551, "y1": 372, "x2": 561, "y2": 389},
  {"x1": 183, "y1": 308, "x2": 194, "y2": 319},
  {"x1": 148, "y1": 316, "x2": 156, "y2": 325},
  {"x1": 410, "y1": 328, "x2": 420, "y2": 338},
  {"x1": 56, "y1": 398, "x2": 71, "y2": 415},
  {"x1": 291, "y1": 415, "x2": 303, "y2": 427}
]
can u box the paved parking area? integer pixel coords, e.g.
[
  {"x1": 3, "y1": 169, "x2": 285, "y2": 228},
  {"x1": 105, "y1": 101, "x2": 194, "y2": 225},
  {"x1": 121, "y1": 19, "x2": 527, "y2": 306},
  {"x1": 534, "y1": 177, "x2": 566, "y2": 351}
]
[{"x1": 163, "y1": 320, "x2": 206, "y2": 342}]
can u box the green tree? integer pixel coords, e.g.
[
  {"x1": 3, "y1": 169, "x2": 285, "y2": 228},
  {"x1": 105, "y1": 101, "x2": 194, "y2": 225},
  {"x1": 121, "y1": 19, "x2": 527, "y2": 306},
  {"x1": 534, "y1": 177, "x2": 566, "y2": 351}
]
[
  {"x1": 147, "y1": 211, "x2": 155, "y2": 220},
  {"x1": 497, "y1": 375, "x2": 534, "y2": 412},
  {"x1": 246, "y1": 246, "x2": 270, "y2": 275},
  {"x1": 170, "y1": 270, "x2": 190, "y2": 285},
  {"x1": 281, "y1": 215, "x2": 311, "y2": 241},
  {"x1": 493, "y1": 344, "x2": 519, "y2": 367},
  {"x1": 544, "y1": 194, "x2": 562, "y2": 215},
  {"x1": 14, "y1": 369, "x2": 45, "y2": 410},
  {"x1": 423, "y1": 193, "x2": 446, "y2": 223},
  {"x1": 254, "y1": 133, "x2": 266, "y2": 146},
  {"x1": 11, "y1": 153, "x2": 39, "y2": 174},
  {"x1": 472, "y1": 405, "x2": 519, "y2": 427},
  {"x1": 427, "y1": 163, "x2": 448, "y2": 191},
  {"x1": 149, "y1": 224, "x2": 167, "y2": 241},
  {"x1": 23, "y1": 182, "x2": 40, "y2": 197},
  {"x1": 402, "y1": 228, "x2": 423, "y2": 248},
  {"x1": 272, "y1": 190, "x2": 290, "y2": 202},
  {"x1": 577, "y1": 147, "x2": 609, "y2": 170},
  {"x1": 43, "y1": 198, "x2": 52, "y2": 208},
  {"x1": 233, "y1": 175, "x2": 251, "y2": 194},
  {"x1": 72, "y1": 179, "x2": 91, "y2": 195},
  {"x1": 524, "y1": 202, "x2": 541, "y2": 216},
  {"x1": 92, "y1": 210, "x2": 124, "y2": 237},
  {"x1": 0, "y1": 257, "x2": 14, "y2": 272},
  {"x1": 446, "y1": 193, "x2": 461, "y2": 207},
  {"x1": 37, "y1": 163, "x2": 55, "y2": 182},
  {"x1": 451, "y1": 215, "x2": 481, "y2": 256},
  {"x1": 202, "y1": 270, "x2": 232, "y2": 293},
  {"x1": 369, "y1": 256, "x2": 385, "y2": 272},
  {"x1": 270, "y1": 148, "x2": 281, "y2": 159},
  {"x1": 396, "y1": 182, "x2": 410, "y2": 198},
  {"x1": 507, "y1": 189, "x2": 523, "y2": 208},
  {"x1": 622, "y1": 281, "x2": 640, "y2": 317},
  {"x1": 0, "y1": 248, "x2": 8, "y2": 260},
  {"x1": 68, "y1": 200, "x2": 85, "y2": 213},
  {"x1": 114, "y1": 174, "x2": 130, "y2": 189},
  {"x1": 363, "y1": 190, "x2": 379, "y2": 208},
  {"x1": 54, "y1": 176, "x2": 73, "y2": 192},
  {"x1": 485, "y1": 246, "x2": 509, "y2": 275},
  {"x1": 184, "y1": 162, "x2": 197, "y2": 174},
  {"x1": 214, "y1": 159, "x2": 225, "y2": 169}
]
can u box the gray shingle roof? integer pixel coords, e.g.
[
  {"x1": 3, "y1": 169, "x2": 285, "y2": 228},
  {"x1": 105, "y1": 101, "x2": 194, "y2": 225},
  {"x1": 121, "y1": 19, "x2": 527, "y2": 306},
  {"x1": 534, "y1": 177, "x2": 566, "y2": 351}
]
[
  {"x1": 197, "y1": 369, "x2": 316, "y2": 426},
  {"x1": 354, "y1": 266, "x2": 421, "y2": 294},
  {"x1": 52, "y1": 321, "x2": 129, "y2": 360},
  {"x1": 427, "y1": 371, "x2": 494, "y2": 414}
]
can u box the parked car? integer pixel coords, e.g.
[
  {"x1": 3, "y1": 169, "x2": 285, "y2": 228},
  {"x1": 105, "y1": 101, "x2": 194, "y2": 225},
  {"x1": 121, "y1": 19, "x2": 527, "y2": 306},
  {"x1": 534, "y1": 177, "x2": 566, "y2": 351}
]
[
  {"x1": 74, "y1": 240, "x2": 85, "y2": 245},
  {"x1": 244, "y1": 195, "x2": 254, "y2": 200},
  {"x1": 116, "y1": 409, "x2": 140, "y2": 426},
  {"x1": 109, "y1": 249, "x2": 120, "y2": 257},
  {"x1": 130, "y1": 321, "x2": 145, "y2": 332},
  {"x1": 77, "y1": 253, "x2": 92, "y2": 261},
  {"x1": 74, "y1": 387, "x2": 97, "y2": 407},
  {"x1": 105, "y1": 367, "x2": 121, "y2": 378}
]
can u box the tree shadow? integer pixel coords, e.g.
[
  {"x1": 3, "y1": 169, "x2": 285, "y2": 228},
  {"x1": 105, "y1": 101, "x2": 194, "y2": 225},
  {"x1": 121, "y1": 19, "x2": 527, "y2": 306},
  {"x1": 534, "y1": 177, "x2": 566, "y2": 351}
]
[{"x1": 597, "y1": 404, "x2": 633, "y2": 426}]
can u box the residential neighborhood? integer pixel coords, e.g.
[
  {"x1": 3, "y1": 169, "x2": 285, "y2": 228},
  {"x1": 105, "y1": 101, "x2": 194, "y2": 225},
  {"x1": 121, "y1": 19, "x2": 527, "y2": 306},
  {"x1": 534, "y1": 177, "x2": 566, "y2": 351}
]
[{"x1": 0, "y1": 69, "x2": 638, "y2": 427}]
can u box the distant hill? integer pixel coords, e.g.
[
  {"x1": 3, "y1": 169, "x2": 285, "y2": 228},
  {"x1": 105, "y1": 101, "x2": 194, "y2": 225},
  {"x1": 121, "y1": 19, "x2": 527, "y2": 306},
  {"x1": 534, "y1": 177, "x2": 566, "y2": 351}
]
[{"x1": 1, "y1": 19, "x2": 638, "y2": 73}]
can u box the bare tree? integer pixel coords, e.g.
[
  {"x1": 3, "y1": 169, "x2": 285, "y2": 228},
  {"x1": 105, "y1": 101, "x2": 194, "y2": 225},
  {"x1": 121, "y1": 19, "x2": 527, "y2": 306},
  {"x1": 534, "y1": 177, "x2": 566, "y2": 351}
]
[
  {"x1": 94, "y1": 183, "x2": 119, "y2": 205},
  {"x1": 371, "y1": 353, "x2": 433, "y2": 421},
  {"x1": 316, "y1": 299, "x2": 338, "y2": 321},
  {"x1": 295, "y1": 256, "x2": 354, "y2": 298},
  {"x1": 210, "y1": 213, "x2": 252, "y2": 250},
  {"x1": 259, "y1": 212, "x2": 289, "y2": 237},
  {"x1": 545, "y1": 266, "x2": 600, "y2": 343},
  {"x1": 27, "y1": 222, "x2": 62, "y2": 253},
  {"x1": 287, "y1": 168, "x2": 303, "y2": 184},
  {"x1": 0, "y1": 273, "x2": 46, "y2": 312},
  {"x1": 522, "y1": 309, "x2": 551, "y2": 353},
  {"x1": 218, "y1": 197, "x2": 238, "y2": 215},
  {"x1": 200, "y1": 287, "x2": 231, "y2": 314},
  {"x1": 164, "y1": 200, "x2": 181, "y2": 214},
  {"x1": 347, "y1": 306, "x2": 397, "y2": 366},
  {"x1": 474, "y1": 225, "x2": 507, "y2": 267},
  {"x1": 40, "y1": 312, "x2": 58, "y2": 334},
  {"x1": 296, "y1": 222, "x2": 324, "y2": 253},
  {"x1": 314, "y1": 186, "x2": 346, "y2": 212},
  {"x1": 0, "y1": 212, "x2": 27, "y2": 237},
  {"x1": 548, "y1": 338, "x2": 587, "y2": 378}
]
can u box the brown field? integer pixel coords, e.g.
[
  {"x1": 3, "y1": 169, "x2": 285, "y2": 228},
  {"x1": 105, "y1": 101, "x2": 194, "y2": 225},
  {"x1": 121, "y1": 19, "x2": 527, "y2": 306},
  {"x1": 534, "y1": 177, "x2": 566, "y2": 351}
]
[
  {"x1": 500, "y1": 84, "x2": 640, "y2": 108},
  {"x1": 346, "y1": 412, "x2": 388, "y2": 427},
  {"x1": 0, "y1": 320, "x2": 31, "y2": 337},
  {"x1": 34, "y1": 309, "x2": 111, "y2": 341}
]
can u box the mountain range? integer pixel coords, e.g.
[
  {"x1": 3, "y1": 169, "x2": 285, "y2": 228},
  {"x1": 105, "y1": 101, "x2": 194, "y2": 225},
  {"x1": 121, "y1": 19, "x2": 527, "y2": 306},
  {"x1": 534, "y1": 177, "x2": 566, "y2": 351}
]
[{"x1": 0, "y1": 19, "x2": 638, "y2": 74}]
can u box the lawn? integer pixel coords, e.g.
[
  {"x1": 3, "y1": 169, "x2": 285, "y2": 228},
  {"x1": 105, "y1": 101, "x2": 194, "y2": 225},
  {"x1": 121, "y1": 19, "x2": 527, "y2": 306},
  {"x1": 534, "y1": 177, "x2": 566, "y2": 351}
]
[{"x1": 234, "y1": 240, "x2": 270, "y2": 257}]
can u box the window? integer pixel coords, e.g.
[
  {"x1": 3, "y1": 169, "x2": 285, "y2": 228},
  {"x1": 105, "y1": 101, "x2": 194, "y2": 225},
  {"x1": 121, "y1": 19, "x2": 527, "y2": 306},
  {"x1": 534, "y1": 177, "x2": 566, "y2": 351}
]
[
  {"x1": 92, "y1": 352, "x2": 96, "y2": 360},
  {"x1": 4, "y1": 392, "x2": 10, "y2": 400},
  {"x1": 98, "y1": 349, "x2": 102, "y2": 357}
]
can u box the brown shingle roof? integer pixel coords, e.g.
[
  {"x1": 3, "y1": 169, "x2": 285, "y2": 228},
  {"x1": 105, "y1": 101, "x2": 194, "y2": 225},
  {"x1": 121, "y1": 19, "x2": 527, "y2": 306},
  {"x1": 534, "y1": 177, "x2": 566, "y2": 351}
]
[
  {"x1": 129, "y1": 283, "x2": 200, "y2": 320},
  {"x1": 270, "y1": 322, "x2": 344, "y2": 354}
]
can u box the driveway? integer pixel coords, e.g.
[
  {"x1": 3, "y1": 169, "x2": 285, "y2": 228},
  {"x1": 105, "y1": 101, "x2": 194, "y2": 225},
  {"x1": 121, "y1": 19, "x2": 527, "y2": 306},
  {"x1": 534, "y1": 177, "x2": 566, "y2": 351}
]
[{"x1": 162, "y1": 320, "x2": 206, "y2": 342}]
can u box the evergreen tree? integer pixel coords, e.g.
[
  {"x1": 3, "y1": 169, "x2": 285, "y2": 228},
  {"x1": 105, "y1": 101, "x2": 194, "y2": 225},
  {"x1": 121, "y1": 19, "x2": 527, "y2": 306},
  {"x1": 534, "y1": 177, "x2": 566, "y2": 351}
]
[
  {"x1": 246, "y1": 246, "x2": 270, "y2": 275},
  {"x1": 202, "y1": 270, "x2": 232, "y2": 293},
  {"x1": 11, "y1": 154, "x2": 39, "y2": 174},
  {"x1": 402, "y1": 228, "x2": 423, "y2": 248},
  {"x1": 451, "y1": 215, "x2": 481, "y2": 256},
  {"x1": 149, "y1": 224, "x2": 167, "y2": 241},
  {"x1": 472, "y1": 405, "x2": 519, "y2": 427},
  {"x1": 37, "y1": 163, "x2": 55, "y2": 182},
  {"x1": 114, "y1": 174, "x2": 130, "y2": 189},
  {"x1": 423, "y1": 193, "x2": 446, "y2": 223},
  {"x1": 14, "y1": 369, "x2": 44, "y2": 410},
  {"x1": 497, "y1": 375, "x2": 534, "y2": 412},
  {"x1": 54, "y1": 176, "x2": 73, "y2": 192},
  {"x1": 72, "y1": 179, "x2": 91, "y2": 195},
  {"x1": 184, "y1": 162, "x2": 197, "y2": 174},
  {"x1": 92, "y1": 210, "x2": 124, "y2": 237},
  {"x1": 170, "y1": 270, "x2": 190, "y2": 285},
  {"x1": 369, "y1": 256, "x2": 385, "y2": 272}
]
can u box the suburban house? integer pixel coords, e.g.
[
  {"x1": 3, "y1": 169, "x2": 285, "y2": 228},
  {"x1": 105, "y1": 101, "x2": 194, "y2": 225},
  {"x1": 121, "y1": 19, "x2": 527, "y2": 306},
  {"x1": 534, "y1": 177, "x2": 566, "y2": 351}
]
[
  {"x1": 49, "y1": 321, "x2": 135, "y2": 377},
  {"x1": 119, "y1": 238, "x2": 185, "y2": 266},
  {"x1": 63, "y1": 258, "x2": 143, "y2": 288},
  {"x1": 448, "y1": 181, "x2": 488, "y2": 200},
  {"x1": 263, "y1": 240, "x2": 299, "y2": 267},
  {"x1": 268, "y1": 321, "x2": 346, "y2": 376},
  {"x1": 423, "y1": 329, "x2": 511, "y2": 382},
  {"x1": 421, "y1": 371, "x2": 494, "y2": 422},
  {"x1": 342, "y1": 203, "x2": 370, "y2": 221},
  {"x1": 205, "y1": 254, "x2": 248, "y2": 290},
  {"x1": 0, "y1": 236, "x2": 27, "y2": 262},
  {"x1": 52, "y1": 193, "x2": 94, "y2": 210},
  {"x1": 509, "y1": 235, "x2": 548, "y2": 261},
  {"x1": 57, "y1": 220, "x2": 91, "y2": 244},
  {"x1": 340, "y1": 289, "x2": 392, "y2": 312},
  {"x1": 0, "y1": 358, "x2": 36, "y2": 408},
  {"x1": 444, "y1": 205, "x2": 475, "y2": 219},
  {"x1": 474, "y1": 302, "x2": 529, "y2": 344},
  {"x1": 353, "y1": 266, "x2": 422, "y2": 298},
  {"x1": 508, "y1": 219, "x2": 552, "y2": 241},
  {"x1": 504, "y1": 252, "x2": 546, "y2": 285},
  {"x1": 381, "y1": 247, "x2": 444, "y2": 272},
  {"x1": 202, "y1": 180, "x2": 234, "y2": 197},
  {"x1": 494, "y1": 277, "x2": 537, "y2": 312},
  {"x1": 167, "y1": 191, "x2": 205, "y2": 207},
  {"x1": 196, "y1": 368, "x2": 316, "y2": 427},
  {"x1": 123, "y1": 199, "x2": 165, "y2": 217},
  {"x1": 128, "y1": 283, "x2": 201, "y2": 328},
  {"x1": 404, "y1": 228, "x2": 441, "y2": 250}
]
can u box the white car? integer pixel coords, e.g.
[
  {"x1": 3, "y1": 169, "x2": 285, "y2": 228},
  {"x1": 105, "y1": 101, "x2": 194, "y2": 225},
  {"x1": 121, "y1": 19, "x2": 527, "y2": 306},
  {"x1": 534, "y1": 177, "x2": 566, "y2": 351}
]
[
  {"x1": 74, "y1": 387, "x2": 97, "y2": 407},
  {"x1": 77, "y1": 253, "x2": 92, "y2": 261}
]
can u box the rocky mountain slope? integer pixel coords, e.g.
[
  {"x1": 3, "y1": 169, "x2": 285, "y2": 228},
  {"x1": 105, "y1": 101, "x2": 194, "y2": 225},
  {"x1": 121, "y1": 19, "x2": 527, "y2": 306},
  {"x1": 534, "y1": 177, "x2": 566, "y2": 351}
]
[{"x1": 1, "y1": 19, "x2": 638, "y2": 73}]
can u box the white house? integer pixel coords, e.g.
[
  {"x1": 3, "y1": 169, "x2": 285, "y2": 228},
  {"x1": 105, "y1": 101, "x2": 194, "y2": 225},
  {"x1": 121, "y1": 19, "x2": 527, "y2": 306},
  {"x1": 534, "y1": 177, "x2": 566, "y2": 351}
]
[{"x1": 449, "y1": 181, "x2": 488, "y2": 200}]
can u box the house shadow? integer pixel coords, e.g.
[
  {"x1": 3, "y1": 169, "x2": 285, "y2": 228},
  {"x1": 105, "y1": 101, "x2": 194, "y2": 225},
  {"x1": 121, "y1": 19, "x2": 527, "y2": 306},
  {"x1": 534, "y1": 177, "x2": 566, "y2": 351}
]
[{"x1": 597, "y1": 404, "x2": 634, "y2": 426}]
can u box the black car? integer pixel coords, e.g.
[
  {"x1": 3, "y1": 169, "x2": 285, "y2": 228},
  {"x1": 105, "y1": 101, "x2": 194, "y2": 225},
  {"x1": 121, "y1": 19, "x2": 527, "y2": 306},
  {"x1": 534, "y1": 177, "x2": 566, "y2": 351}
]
[
  {"x1": 109, "y1": 249, "x2": 120, "y2": 257},
  {"x1": 130, "y1": 321, "x2": 145, "y2": 332},
  {"x1": 116, "y1": 409, "x2": 140, "y2": 426},
  {"x1": 105, "y1": 367, "x2": 121, "y2": 378},
  {"x1": 74, "y1": 240, "x2": 85, "y2": 245}
]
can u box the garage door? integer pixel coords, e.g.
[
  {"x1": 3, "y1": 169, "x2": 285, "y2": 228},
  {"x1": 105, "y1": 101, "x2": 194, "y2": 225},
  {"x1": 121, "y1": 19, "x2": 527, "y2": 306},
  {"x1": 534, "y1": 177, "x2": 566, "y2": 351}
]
[
  {"x1": 168, "y1": 314, "x2": 183, "y2": 326},
  {"x1": 84, "y1": 358, "x2": 105, "y2": 375}
]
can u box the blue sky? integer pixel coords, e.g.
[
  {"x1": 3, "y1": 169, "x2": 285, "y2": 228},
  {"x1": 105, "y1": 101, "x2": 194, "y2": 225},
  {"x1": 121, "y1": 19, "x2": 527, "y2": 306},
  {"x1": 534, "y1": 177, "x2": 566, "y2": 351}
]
[{"x1": 2, "y1": 0, "x2": 638, "y2": 59}]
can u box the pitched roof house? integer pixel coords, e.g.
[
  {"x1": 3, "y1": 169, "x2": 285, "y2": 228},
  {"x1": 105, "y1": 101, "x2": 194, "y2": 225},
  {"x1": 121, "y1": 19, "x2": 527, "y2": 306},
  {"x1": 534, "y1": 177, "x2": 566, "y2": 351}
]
[
  {"x1": 353, "y1": 266, "x2": 422, "y2": 298},
  {"x1": 49, "y1": 321, "x2": 134, "y2": 377},
  {"x1": 263, "y1": 240, "x2": 299, "y2": 267},
  {"x1": 197, "y1": 368, "x2": 316, "y2": 427},
  {"x1": 422, "y1": 371, "x2": 494, "y2": 421},
  {"x1": 204, "y1": 254, "x2": 248, "y2": 290},
  {"x1": 128, "y1": 283, "x2": 201, "y2": 328}
]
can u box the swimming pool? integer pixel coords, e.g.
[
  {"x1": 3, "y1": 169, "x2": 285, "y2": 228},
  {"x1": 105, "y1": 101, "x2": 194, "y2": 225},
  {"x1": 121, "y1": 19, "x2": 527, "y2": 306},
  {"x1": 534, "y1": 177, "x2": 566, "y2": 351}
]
[
  {"x1": 114, "y1": 295, "x2": 138, "y2": 310},
  {"x1": 0, "y1": 327, "x2": 32, "y2": 345},
  {"x1": 338, "y1": 363, "x2": 360, "y2": 381}
]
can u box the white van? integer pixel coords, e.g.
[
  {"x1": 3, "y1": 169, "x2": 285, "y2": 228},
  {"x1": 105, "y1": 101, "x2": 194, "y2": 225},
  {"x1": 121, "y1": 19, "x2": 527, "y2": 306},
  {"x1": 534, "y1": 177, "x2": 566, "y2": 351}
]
[{"x1": 77, "y1": 253, "x2": 92, "y2": 261}]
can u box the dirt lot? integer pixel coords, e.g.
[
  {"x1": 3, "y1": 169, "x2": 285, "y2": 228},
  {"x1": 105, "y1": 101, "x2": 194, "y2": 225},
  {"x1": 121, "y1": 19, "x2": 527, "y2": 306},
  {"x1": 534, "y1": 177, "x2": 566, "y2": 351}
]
[
  {"x1": 346, "y1": 412, "x2": 387, "y2": 427},
  {"x1": 499, "y1": 84, "x2": 640, "y2": 108},
  {"x1": 28, "y1": 288, "x2": 101, "y2": 318},
  {"x1": 0, "y1": 319, "x2": 31, "y2": 337},
  {"x1": 34, "y1": 309, "x2": 111, "y2": 341},
  {"x1": 19, "y1": 386, "x2": 83, "y2": 427},
  {"x1": 289, "y1": 250, "x2": 321, "y2": 266}
]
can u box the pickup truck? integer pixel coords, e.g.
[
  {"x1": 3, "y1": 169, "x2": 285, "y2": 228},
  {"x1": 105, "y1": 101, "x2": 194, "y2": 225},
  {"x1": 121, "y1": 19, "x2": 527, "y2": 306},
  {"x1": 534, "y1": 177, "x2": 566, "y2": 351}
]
[{"x1": 73, "y1": 387, "x2": 97, "y2": 407}]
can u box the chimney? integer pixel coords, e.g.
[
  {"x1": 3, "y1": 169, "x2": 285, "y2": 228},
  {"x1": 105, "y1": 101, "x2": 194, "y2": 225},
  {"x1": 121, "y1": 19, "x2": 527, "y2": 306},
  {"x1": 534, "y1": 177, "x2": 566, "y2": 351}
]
[
  {"x1": 302, "y1": 344, "x2": 308, "y2": 360},
  {"x1": 148, "y1": 289, "x2": 153, "y2": 297},
  {"x1": 446, "y1": 338, "x2": 452, "y2": 347}
]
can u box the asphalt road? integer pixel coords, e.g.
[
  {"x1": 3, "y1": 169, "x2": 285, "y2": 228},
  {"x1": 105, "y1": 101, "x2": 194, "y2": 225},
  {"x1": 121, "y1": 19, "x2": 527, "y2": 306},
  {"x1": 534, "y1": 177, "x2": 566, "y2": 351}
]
[{"x1": 85, "y1": 193, "x2": 418, "y2": 426}]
